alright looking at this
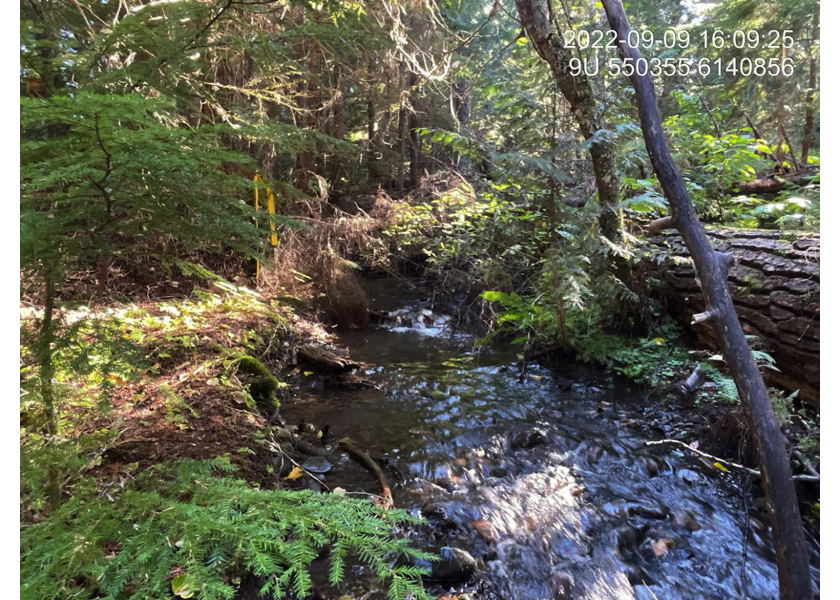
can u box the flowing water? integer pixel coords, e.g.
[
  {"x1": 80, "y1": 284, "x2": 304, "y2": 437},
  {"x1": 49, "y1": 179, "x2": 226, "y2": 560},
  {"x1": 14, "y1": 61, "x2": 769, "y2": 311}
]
[{"x1": 283, "y1": 279, "x2": 819, "y2": 600}]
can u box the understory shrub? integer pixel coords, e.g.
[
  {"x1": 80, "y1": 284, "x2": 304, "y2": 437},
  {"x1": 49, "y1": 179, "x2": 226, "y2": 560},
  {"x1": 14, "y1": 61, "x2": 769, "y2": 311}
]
[{"x1": 21, "y1": 458, "x2": 432, "y2": 600}]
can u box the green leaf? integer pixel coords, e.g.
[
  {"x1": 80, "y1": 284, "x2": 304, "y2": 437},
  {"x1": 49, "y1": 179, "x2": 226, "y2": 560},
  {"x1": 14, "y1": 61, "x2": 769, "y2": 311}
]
[{"x1": 171, "y1": 574, "x2": 194, "y2": 598}]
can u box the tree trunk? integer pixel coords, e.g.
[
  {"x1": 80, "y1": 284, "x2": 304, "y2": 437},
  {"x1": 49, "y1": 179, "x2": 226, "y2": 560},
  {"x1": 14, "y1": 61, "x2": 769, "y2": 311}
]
[
  {"x1": 775, "y1": 46, "x2": 791, "y2": 168},
  {"x1": 645, "y1": 228, "x2": 819, "y2": 407},
  {"x1": 407, "y1": 71, "x2": 421, "y2": 188},
  {"x1": 329, "y1": 64, "x2": 345, "y2": 194},
  {"x1": 297, "y1": 25, "x2": 319, "y2": 191},
  {"x1": 514, "y1": 0, "x2": 620, "y2": 237},
  {"x1": 801, "y1": 13, "x2": 819, "y2": 164},
  {"x1": 601, "y1": 2, "x2": 813, "y2": 599},
  {"x1": 398, "y1": 62, "x2": 409, "y2": 189},
  {"x1": 39, "y1": 269, "x2": 58, "y2": 437},
  {"x1": 39, "y1": 268, "x2": 62, "y2": 510},
  {"x1": 367, "y1": 93, "x2": 379, "y2": 184}
]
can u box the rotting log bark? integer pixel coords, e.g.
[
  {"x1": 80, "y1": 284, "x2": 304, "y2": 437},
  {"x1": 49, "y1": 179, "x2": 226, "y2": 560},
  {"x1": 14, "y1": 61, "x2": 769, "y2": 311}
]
[
  {"x1": 729, "y1": 169, "x2": 816, "y2": 195},
  {"x1": 297, "y1": 345, "x2": 360, "y2": 374},
  {"x1": 645, "y1": 228, "x2": 819, "y2": 407},
  {"x1": 602, "y1": 2, "x2": 813, "y2": 598}
]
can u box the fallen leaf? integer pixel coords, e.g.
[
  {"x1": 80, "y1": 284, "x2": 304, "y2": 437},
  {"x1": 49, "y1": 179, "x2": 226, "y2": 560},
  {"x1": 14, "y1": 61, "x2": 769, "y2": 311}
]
[
  {"x1": 471, "y1": 520, "x2": 497, "y2": 542},
  {"x1": 713, "y1": 461, "x2": 730, "y2": 473},
  {"x1": 285, "y1": 467, "x2": 304, "y2": 480},
  {"x1": 651, "y1": 539, "x2": 670, "y2": 557}
]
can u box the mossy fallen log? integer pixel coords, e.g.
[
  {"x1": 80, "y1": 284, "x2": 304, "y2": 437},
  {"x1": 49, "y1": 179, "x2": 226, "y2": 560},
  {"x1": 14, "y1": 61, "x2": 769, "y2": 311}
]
[{"x1": 644, "y1": 228, "x2": 819, "y2": 408}]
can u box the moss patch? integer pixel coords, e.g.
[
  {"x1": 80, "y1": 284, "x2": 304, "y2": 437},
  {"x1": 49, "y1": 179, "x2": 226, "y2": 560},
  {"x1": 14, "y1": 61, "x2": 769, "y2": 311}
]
[{"x1": 236, "y1": 355, "x2": 280, "y2": 413}]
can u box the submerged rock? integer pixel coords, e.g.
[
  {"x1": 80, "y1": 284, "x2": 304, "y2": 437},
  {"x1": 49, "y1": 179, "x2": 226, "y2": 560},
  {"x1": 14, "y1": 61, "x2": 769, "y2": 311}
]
[
  {"x1": 420, "y1": 501, "x2": 448, "y2": 519},
  {"x1": 585, "y1": 445, "x2": 605, "y2": 464},
  {"x1": 423, "y1": 547, "x2": 477, "y2": 583},
  {"x1": 677, "y1": 468, "x2": 701, "y2": 486},
  {"x1": 641, "y1": 456, "x2": 661, "y2": 478},
  {"x1": 509, "y1": 428, "x2": 548, "y2": 450},
  {"x1": 628, "y1": 503, "x2": 669, "y2": 520},
  {"x1": 622, "y1": 561, "x2": 657, "y2": 586},
  {"x1": 271, "y1": 453, "x2": 294, "y2": 478},
  {"x1": 616, "y1": 525, "x2": 646, "y2": 557},
  {"x1": 673, "y1": 510, "x2": 701, "y2": 532},
  {"x1": 549, "y1": 569, "x2": 575, "y2": 599}
]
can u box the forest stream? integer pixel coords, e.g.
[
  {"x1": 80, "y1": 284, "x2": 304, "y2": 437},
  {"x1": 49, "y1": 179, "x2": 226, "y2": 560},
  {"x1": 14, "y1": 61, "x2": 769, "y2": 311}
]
[{"x1": 282, "y1": 279, "x2": 819, "y2": 600}]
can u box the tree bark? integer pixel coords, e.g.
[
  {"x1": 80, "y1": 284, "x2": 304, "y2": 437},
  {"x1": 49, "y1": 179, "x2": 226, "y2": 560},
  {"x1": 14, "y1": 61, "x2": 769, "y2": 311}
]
[
  {"x1": 39, "y1": 269, "x2": 58, "y2": 437},
  {"x1": 774, "y1": 45, "x2": 789, "y2": 168},
  {"x1": 296, "y1": 21, "x2": 319, "y2": 191},
  {"x1": 329, "y1": 63, "x2": 345, "y2": 193},
  {"x1": 645, "y1": 228, "x2": 819, "y2": 407},
  {"x1": 514, "y1": 0, "x2": 620, "y2": 237},
  {"x1": 407, "y1": 71, "x2": 421, "y2": 188},
  {"x1": 398, "y1": 62, "x2": 409, "y2": 189},
  {"x1": 800, "y1": 13, "x2": 819, "y2": 164},
  {"x1": 39, "y1": 267, "x2": 61, "y2": 510},
  {"x1": 367, "y1": 93, "x2": 380, "y2": 184},
  {"x1": 601, "y1": 2, "x2": 812, "y2": 598}
]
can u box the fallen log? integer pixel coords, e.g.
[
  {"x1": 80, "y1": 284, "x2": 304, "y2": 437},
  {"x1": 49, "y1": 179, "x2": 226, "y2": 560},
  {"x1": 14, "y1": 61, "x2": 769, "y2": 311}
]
[
  {"x1": 643, "y1": 227, "x2": 819, "y2": 408},
  {"x1": 339, "y1": 440, "x2": 393, "y2": 509},
  {"x1": 729, "y1": 170, "x2": 816, "y2": 196},
  {"x1": 296, "y1": 344, "x2": 359, "y2": 374}
]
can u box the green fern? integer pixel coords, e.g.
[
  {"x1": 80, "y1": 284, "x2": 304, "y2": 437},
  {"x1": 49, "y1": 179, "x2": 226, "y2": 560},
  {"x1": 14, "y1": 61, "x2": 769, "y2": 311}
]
[{"x1": 20, "y1": 458, "x2": 434, "y2": 600}]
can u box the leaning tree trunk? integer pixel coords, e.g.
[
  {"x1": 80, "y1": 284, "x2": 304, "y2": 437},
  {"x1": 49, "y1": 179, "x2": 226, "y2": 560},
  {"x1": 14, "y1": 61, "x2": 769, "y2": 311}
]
[
  {"x1": 645, "y1": 228, "x2": 819, "y2": 407},
  {"x1": 514, "y1": 0, "x2": 621, "y2": 238},
  {"x1": 601, "y1": 2, "x2": 813, "y2": 599}
]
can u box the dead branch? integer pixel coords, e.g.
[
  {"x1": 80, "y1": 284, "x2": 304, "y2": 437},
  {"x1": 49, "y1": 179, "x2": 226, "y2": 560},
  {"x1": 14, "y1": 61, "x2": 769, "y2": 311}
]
[
  {"x1": 645, "y1": 439, "x2": 819, "y2": 483},
  {"x1": 339, "y1": 439, "x2": 393, "y2": 508}
]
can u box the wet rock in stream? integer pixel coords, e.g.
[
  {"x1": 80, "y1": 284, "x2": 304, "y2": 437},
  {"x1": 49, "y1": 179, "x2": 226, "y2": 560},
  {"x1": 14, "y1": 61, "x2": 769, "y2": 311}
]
[
  {"x1": 616, "y1": 525, "x2": 647, "y2": 557},
  {"x1": 548, "y1": 569, "x2": 575, "y2": 600},
  {"x1": 413, "y1": 547, "x2": 477, "y2": 584},
  {"x1": 509, "y1": 428, "x2": 548, "y2": 450},
  {"x1": 673, "y1": 509, "x2": 702, "y2": 532},
  {"x1": 301, "y1": 457, "x2": 331, "y2": 474}
]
